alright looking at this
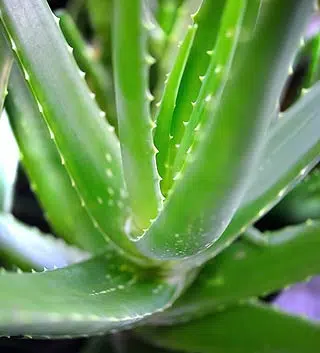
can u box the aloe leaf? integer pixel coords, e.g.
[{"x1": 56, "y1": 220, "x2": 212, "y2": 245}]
[
  {"x1": 112, "y1": 0, "x2": 162, "y2": 232},
  {"x1": 139, "y1": 301, "x2": 320, "y2": 353},
  {"x1": 161, "y1": 0, "x2": 226, "y2": 195},
  {"x1": 0, "y1": 253, "x2": 186, "y2": 338},
  {"x1": 0, "y1": 0, "x2": 145, "y2": 260},
  {"x1": 0, "y1": 214, "x2": 89, "y2": 271},
  {"x1": 171, "y1": 0, "x2": 248, "y2": 182},
  {"x1": 154, "y1": 23, "x2": 197, "y2": 184},
  {"x1": 0, "y1": 112, "x2": 18, "y2": 213},
  {"x1": 153, "y1": 221, "x2": 320, "y2": 324},
  {"x1": 194, "y1": 81, "x2": 320, "y2": 265},
  {"x1": 137, "y1": 0, "x2": 313, "y2": 259},
  {"x1": 6, "y1": 63, "x2": 106, "y2": 254},
  {"x1": 57, "y1": 10, "x2": 117, "y2": 130},
  {"x1": 158, "y1": 0, "x2": 201, "y2": 78}
]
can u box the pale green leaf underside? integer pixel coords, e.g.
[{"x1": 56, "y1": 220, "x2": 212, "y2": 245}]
[
  {"x1": 153, "y1": 221, "x2": 320, "y2": 324},
  {"x1": 139, "y1": 301, "x2": 320, "y2": 353},
  {"x1": 0, "y1": 0, "x2": 144, "y2": 259},
  {"x1": 0, "y1": 214, "x2": 89, "y2": 271},
  {"x1": 0, "y1": 112, "x2": 18, "y2": 213},
  {"x1": 0, "y1": 251, "x2": 185, "y2": 338}
]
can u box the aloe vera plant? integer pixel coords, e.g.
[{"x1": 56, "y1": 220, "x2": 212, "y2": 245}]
[{"x1": 0, "y1": 0, "x2": 320, "y2": 351}]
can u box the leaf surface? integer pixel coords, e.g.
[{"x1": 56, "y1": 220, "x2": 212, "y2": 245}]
[
  {"x1": 138, "y1": 0, "x2": 313, "y2": 259},
  {"x1": 0, "y1": 0, "x2": 144, "y2": 260},
  {"x1": 139, "y1": 302, "x2": 320, "y2": 353},
  {"x1": 0, "y1": 251, "x2": 185, "y2": 338}
]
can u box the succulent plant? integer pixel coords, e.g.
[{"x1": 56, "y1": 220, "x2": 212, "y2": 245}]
[{"x1": 0, "y1": 0, "x2": 320, "y2": 351}]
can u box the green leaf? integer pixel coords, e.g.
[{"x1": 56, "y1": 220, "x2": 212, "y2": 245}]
[
  {"x1": 171, "y1": 0, "x2": 248, "y2": 182},
  {"x1": 194, "y1": 80, "x2": 320, "y2": 265},
  {"x1": 57, "y1": 10, "x2": 117, "y2": 130},
  {"x1": 6, "y1": 63, "x2": 106, "y2": 254},
  {"x1": 0, "y1": 252, "x2": 186, "y2": 338},
  {"x1": 157, "y1": 0, "x2": 201, "y2": 81},
  {"x1": 139, "y1": 301, "x2": 320, "y2": 353},
  {"x1": 0, "y1": 214, "x2": 88, "y2": 271},
  {"x1": 0, "y1": 0, "x2": 144, "y2": 261},
  {"x1": 154, "y1": 221, "x2": 320, "y2": 324},
  {"x1": 161, "y1": 0, "x2": 227, "y2": 195},
  {"x1": 137, "y1": 0, "x2": 313, "y2": 259},
  {"x1": 154, "y1": 23, "x2": 197, "y2": 185},
  {"x1": 112, "y1": 0, "x2": 162, "y2": 232}
]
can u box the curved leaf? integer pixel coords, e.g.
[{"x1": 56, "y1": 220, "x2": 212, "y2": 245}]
[
  {"x1": 6, "y1": 60, "x2": 107, "y2": 254},
  {"x1": 112, "y1": 0, "x2": 162, "y2": 231},
  {"x1": 153, "y1": 221, "x2": 320, "y2": 324},
  {"x1": 139, "y1": 302, "x2": 320, "y2": 353},
  {"x1": 154, "y1": 23, "x2": 197, "y2": 185},
  {"x1": 0, "y1": 214, "x2": 89, "y2": 271},
  {"x1": 194, "y1": 80, "x2": 320, "y2": 266},
  {"x1": 0, "y1": 252, "x2": 186, "y2": 338},
  {"x1": 137, "y1": 0, "x2": 313, "y2": 259},
  {"x1": 0, "y1": 0, "x2": 144, "y2": 260},
  {"x1": 57, "y1": 10, "x2": 117, "y2": 129},
  {"x1": 161, "y1": 0, "x2": 227, "y2": 195}
]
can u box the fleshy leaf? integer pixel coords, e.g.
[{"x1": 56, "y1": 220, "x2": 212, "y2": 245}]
[
  {"x1": 6, "y1": 63, "x2": 108, "y2": 254},
  {"x1": 0, "y1": 0, "x2": 144, "y2": 260},
  {"x1": 153, "y1": 221, "x2": 320, "y2": 324},
  {"x1": 57, "y1": 10, "x2": 117, "y2": 129},
  {"x1": 0, "y1": 214, "x2": 89, "y2": 271},
  {"x1": 154, "y1": 23, "x2": 197, "y2": 185},
  {"x1": 161, "y1": 0, "x2": 227, "y2": 195},
  {"x1": 171, "y1": 0, "x2": 248, "y2": 181},
  {"x1": 157, "y1": 0, "x2": 201, "y2": 82},
  {"x1": 139, "y1": 301, "x2": 320, "y2": 353},
  {"x1": 0, "y1": 251, "x2": 186, "y2": 338},
  {"x1": 194, "y1": 80, "x2": 320, "y2": 265},
  {"x1": 112, "y1": 0, "x2": 162, "y2": 231},
  {"x1": 137, "y1": 0, "x2": 313, "y2": 259}
]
